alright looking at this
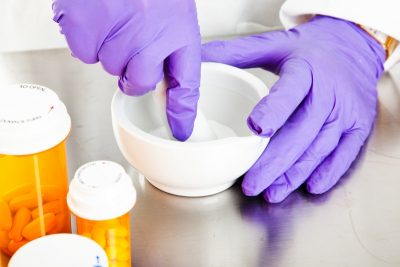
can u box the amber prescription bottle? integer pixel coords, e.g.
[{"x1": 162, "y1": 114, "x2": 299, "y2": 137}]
[
  {"x1": 67, "y1": 161, "x2": 137, "y2": 267},
  {"x1": 0, "y1": 84, "x2": 72, "y2": 256}
]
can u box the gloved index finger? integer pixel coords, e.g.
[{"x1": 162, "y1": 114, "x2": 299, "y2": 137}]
[
  {"x1": 247, "y1": 58, "x2": 312, "y2": 138},
  {"x1": 165, "y1": 40, "x2": 202, "y2": 141}
]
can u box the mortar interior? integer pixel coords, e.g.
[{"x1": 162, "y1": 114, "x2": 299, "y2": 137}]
[{"x1": 124, "y1": 86, "x2": 258, "y2": 139}]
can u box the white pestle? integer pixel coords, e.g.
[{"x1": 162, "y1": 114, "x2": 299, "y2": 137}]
[{"x1": 151, "y1": 77, "x2": 218, "y2": 142}]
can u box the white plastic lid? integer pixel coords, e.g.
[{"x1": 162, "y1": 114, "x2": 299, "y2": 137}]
[
  {"x1": 67, "y1": 161, "x2": 136, "y2": 221},
  {"x1": 8, "y1": 234, "x2": 109, "y2": 267},
  {"x1": 0, "y1": 84, "x2": 71, "y2": 155}
]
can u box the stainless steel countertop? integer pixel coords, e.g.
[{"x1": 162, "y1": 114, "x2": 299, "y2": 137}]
[{"x1": 1, "y1": 47, "x2": 400, "y2": 267}]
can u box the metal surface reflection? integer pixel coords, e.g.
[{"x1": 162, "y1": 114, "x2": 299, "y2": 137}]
[{"x1": 1, "y1": 45, "x2": 400, "y2": 266}]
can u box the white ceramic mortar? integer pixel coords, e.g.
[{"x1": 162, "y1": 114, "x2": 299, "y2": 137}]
[{"x1": 111, "y1": 63, "x2": 270, "y2": 197}]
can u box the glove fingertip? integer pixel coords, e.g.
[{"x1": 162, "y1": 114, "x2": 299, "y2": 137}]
[
  {"x1": 242, "y1": 172, "x2": 267, "y2": 196},
  {"x1": 263, "y1": 175, "x2": 293, "y2": 203},
  {"x1": 247, "y1": 116, "x2": 274, "y2": 137},
  {"x1": 165, "y1": 88, "x2": 198, "y2": 142},
  {"x1": 170, "y1": 122, "x2": 194, "y2": 142},
  {"x1": 118, "y1": 77, "x2": 150, "y2": 97},
  {"x1": 242, "y1": 187, "x2": 258, "y2": 197},
  {"x1": 200, "y1": 45, "x2": 214, "y2": 63},
  {"x1": 306, "y1": 172, "x2": 330, "y2": 195},
  {"x1": 201, "y1": 41, "x2": 236, "y2": 65},
  {"x1": 263, "y1": 189, "x2": 285, "y2": 204}
]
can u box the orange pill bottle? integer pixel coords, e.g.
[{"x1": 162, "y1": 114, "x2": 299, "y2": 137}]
[
  {"x1": 0, "y1": 84, "x2": 72, "y2": 256},
  {"x1": 67, "y1": 161, "x2": 136, "y2": 267}
]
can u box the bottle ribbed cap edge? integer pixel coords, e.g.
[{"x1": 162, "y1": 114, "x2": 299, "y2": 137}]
[{"x1": 67, "y1": 161, "x2": 137, "y2": 221}]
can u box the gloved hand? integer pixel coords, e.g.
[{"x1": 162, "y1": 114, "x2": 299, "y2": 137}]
[
  {"x1": 202, "y1": 16, "x2": 385, "y2": 203},
  {"x1": 52, "y1": 0, "x2": 201, "y2": 141}
]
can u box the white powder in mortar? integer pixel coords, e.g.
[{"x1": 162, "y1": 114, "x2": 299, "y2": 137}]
[{"x1": 148, "y1": 120, "x2": 238, "y2": 140}]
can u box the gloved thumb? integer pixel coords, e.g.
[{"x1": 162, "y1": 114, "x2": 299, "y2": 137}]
[
  {"x1": 201, "y1": 31, "x2": 313, "y2": 137},
  {"x1": 201, "y1": 30, "x2": 289, "y2": 71}
]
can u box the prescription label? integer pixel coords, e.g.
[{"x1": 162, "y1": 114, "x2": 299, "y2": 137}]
[
  {"x1": 0, "y1": 84, "x2": 59, "y2": 124},
  {"x1": 77, "y1": 161, "x2": 123, "y2": 188}
]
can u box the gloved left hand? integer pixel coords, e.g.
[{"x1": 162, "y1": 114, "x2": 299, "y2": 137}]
[
  {"x1": 52, "y1": 0, "x2": 201, "y2": 141},
  {"x1": 202, "y1": 16, "x2": 385, "y2": 203}
]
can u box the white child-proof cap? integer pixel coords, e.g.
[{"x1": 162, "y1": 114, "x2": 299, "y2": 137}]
[
  {"x1": 67, "y1": 161, "x2": 137, "y2": 221},
  {"x1": 0, "y1": 84, "x2": 71, "y2": 155},
  {"x1": 8, "y1": 234, "x2": 109, "y2": 267}
]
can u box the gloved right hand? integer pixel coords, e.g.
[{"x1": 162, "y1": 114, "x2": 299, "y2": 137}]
[{"x1": 52, "y1": 0, "x2": 201, "y2": 141}]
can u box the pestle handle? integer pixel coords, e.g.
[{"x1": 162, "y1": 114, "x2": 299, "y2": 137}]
[{"x1": 151, "y1": 77, "x2": 218, "y2": 142}]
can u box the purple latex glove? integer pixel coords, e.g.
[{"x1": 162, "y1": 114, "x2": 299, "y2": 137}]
[
  {"x1": 202, "y1": 16, "x2": 385, "y2": 203},
  {"x1": 52, "y1": 0, "x2": 201, "y2": 141}
]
